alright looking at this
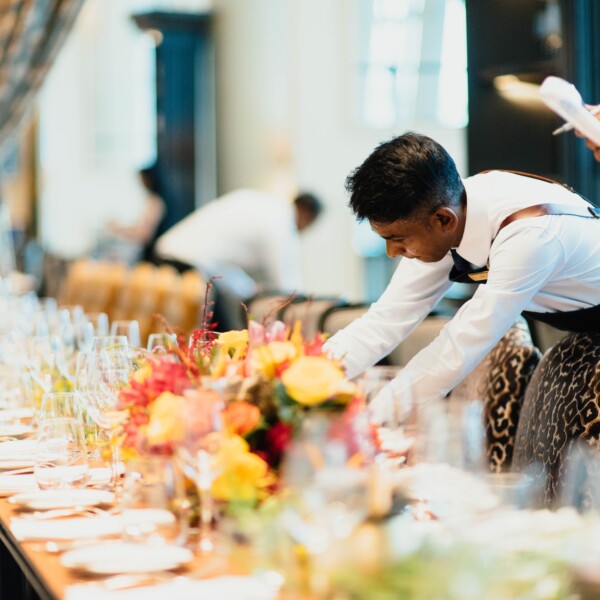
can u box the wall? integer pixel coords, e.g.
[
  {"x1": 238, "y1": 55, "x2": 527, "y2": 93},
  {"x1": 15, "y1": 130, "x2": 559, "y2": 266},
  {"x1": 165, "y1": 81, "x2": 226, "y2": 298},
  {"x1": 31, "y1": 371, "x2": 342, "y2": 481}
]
[{"x1": 212, "y1": 0, "x2": 466, "y2": 301}]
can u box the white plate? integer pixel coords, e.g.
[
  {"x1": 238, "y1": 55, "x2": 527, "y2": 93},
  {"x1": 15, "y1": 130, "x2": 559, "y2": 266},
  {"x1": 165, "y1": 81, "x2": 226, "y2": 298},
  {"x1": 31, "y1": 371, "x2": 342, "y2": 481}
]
[
  {"x1": 61, "y1": 542, "x2": 193, "y2": 575},
  {"x1": 0, "y1": 424, "x2": 34, "y2": 438},
  {"x1": 0, "y1": 407, "x2": 34, "y2": 422},
  {"x1": 0, "y1": 439, "x2": 37, "y2": 456},
  {"x1": 0, "y1": 474, "x2": 38, "y2": 496},
  {"x1": 9, "y1": 489, "x2": 114, "y2": 510}
]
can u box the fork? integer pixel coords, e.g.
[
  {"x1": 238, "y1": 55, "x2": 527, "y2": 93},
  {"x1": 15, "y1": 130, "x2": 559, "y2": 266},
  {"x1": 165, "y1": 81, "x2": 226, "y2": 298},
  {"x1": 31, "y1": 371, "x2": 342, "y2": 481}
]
[{"x1": 17, "y1": 506, "x2": 113, "y2": 520}]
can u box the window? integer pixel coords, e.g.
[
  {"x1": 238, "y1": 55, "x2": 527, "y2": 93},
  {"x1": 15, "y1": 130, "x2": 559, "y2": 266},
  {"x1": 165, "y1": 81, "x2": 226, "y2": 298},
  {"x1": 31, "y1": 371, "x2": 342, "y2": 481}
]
[{"x1": 358, "y1": 0, "x2": 468, "y2": 129}]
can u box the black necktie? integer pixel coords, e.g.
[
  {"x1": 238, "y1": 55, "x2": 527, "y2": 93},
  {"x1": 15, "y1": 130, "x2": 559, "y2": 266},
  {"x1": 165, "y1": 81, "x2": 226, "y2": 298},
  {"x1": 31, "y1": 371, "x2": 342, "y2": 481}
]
[
  {"x1": 450, "y1": 249, "x2": 474, "y2": 273},
  {"x1": 449, "y1": 249, "x2": 488, "y2": 283}
]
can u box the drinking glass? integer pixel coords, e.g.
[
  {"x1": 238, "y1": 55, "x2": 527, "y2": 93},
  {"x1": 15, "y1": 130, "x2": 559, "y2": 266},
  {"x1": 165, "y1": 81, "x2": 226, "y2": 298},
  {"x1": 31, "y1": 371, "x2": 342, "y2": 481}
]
[
  {"x1": 90, "y1": 335, "x2": 129, "y2": 352},
  {"x1": 85, "y1": 312, "x2": 110, "y2": 337},
  {"x1": 280, "y1": 416, "x2": 369, "y2": 597},
  {"x1": 86, "y1": 348, "x2": 133, "y2": 490},
  {"x1": 178, "y1": 391, "x2": 224, "y2": 554},
  {"x1": 110, "y1": 320, "x2": 141, "y2": 347},
  {"x1": 34, "y1": 417, "x2": 89, "y2": 489},
  {"x1": 121, "y1": 456, "x2": 189, "y2": 546},
  {"x1": 146, "y1": 332, "x2": 178, "y2": 354}
]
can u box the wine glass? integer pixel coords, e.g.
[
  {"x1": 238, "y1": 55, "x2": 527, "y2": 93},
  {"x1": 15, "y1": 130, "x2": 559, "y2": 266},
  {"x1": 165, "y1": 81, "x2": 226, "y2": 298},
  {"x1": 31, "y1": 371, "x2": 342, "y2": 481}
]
[
  {"x1": 178, "y1": 391, "x2": 225, "y2": 554},
  {"x1": 121, "y1": 456, "x2": 189, "y2": 546},
  {"x1": 35, "y1": 393, "x2": 89, "y2": 490},
  {"x1": 146, "y1": 332, "x2": 178, "y2": 354},
  {"x1": 85, "y1": 348, "x2": 133, "y2": 491},
  {"x1": 110, "y1": 320, "x2": 141, "y2": 347},
  {"x1": 90, "y1": 335, "x2": 129, "y2": 352},
  {"x1": 280, "y1": 416, "x2": 369, "y2": 597}
]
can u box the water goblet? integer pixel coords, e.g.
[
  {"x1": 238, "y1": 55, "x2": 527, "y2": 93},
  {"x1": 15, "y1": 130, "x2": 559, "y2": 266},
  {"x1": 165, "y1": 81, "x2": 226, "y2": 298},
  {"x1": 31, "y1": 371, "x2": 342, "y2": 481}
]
[
  {"x1": 178, "y1": 391, "x2": 225, "y2": 554},
  {"x1": 146, "y1": 332, "x2": 178, "y2": 354},
  {"x1": 110, "y1": 320, "x2": 141, "y2": 347},
  {"x1": 34, "y1": 416, "x2": 89, "y2": 490},
  {"x1": 121, "y1": 456, "x2": 189, "y2": 546}
]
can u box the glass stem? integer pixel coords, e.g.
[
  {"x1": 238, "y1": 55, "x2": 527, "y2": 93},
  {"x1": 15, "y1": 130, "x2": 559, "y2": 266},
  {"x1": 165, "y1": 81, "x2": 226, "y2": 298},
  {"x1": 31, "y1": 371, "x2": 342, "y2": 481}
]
[
  {"x1": 109, "y1": 434, "x2": 121, "y2": 493},
  {"x1": 198, "y1": 482, "x2": 213, "y2": 552}
]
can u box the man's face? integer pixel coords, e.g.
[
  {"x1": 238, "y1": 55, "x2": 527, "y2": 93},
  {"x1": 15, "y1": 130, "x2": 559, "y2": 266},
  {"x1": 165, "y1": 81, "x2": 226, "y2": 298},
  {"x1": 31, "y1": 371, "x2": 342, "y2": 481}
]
[{"x1": 370, "y1": 209, "x2": 458, "y2": 263}]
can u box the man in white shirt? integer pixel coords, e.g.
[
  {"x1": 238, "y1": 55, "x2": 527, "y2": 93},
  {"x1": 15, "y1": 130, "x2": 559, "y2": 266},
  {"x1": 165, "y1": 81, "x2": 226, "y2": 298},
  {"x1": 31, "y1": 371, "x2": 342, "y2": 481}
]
[
  {"x1": 155, "y1": 189, "x2": 322, "y2": 329},
  {"x1": 324, "y1": 132, "x2": 600, "y2": 413}
]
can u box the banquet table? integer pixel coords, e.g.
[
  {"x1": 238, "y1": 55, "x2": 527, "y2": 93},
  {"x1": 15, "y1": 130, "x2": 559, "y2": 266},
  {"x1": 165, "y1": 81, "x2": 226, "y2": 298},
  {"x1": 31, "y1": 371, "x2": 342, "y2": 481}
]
[{"x1": 0, "y1": 494, "x2": 297, "y2": 600}]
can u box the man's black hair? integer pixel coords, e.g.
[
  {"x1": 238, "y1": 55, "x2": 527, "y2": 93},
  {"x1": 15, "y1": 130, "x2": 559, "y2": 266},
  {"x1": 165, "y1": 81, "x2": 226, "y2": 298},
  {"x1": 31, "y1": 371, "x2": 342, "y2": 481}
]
[
  {"x1": 293, "y1": 192, "x2": 323, "y2": 218},
  {"x1": 345, "y1": 132, "x2": 464, "y2": 223}
]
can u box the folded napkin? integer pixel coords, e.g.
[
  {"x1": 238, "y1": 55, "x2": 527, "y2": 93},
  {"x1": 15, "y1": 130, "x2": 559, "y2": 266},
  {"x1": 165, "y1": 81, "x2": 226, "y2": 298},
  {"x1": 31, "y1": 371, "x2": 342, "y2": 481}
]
[
  {"x1": 66, "y1": 575, "x2": 279, "y2": 600},
  {"x1": 11, "y1": 509, "x2": 174, "y2": 541}
]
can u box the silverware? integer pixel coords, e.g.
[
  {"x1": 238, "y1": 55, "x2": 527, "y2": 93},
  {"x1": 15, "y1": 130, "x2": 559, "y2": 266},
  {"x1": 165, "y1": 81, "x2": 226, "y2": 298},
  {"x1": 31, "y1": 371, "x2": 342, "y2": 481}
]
[{"x1": 15, "y1": 506, "x2": 113, "y2": 521}]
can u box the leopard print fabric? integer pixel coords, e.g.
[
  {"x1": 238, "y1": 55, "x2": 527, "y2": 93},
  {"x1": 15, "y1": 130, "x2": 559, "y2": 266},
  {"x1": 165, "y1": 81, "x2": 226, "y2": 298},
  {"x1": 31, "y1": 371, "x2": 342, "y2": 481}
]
[
  {"x1": 513, "y1": 332, "x2": 600, "y2": 506},
  {"x1": 451, "y1": 320, "x2": 541, "y2": 472}
]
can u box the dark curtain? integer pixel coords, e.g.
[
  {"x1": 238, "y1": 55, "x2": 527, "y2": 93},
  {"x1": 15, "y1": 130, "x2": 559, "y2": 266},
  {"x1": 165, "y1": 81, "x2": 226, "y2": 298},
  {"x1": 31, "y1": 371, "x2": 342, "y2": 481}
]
[{"x1": 0, "y1": 0, "x2": 85, "y2": 151}]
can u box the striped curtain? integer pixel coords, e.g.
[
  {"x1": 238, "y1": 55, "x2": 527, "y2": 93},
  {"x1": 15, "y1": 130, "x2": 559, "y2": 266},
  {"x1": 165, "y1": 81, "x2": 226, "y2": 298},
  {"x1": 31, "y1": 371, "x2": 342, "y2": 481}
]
[{"x1": 0, "y1": 0, "x2": 84, "y2": 151}]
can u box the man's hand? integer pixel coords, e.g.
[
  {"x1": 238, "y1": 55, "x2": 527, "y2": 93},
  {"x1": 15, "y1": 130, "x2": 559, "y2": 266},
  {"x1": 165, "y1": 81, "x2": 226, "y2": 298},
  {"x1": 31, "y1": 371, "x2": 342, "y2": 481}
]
[
  {"x1": 575, "y1": 104, "x2": 600, "y2": 161},
  {"x1": 367, "y1": 383, "x2": 395, "y2": 426}
]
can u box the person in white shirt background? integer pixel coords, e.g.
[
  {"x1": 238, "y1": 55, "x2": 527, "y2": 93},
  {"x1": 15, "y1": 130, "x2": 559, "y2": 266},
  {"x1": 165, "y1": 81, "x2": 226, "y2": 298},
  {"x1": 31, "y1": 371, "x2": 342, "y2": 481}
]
[
  {"x1": 155, "y1": 189, "x2": 322, "y2": 330},
  {"x1": 324, "y1": 132, "x2": 600, "y2": 419}
]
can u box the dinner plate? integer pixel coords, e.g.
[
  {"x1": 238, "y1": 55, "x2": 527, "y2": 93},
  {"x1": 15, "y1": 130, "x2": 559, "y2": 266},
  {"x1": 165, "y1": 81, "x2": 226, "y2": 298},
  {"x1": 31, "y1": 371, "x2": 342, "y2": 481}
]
[
  {"x1": 0, "y1": 407, "x2": 34, "y2": 422},
  {"x1": 0, "y1": 424, "x2": 34, "y2": 438},
  {"x1": 0, "y1": 474, "x2": 38, "y2": 496},
  {"x1": 61, "y1": 542, "x2": 193, "y2": 575},
  {"x1": 9, "y1": 489, "x2": 114, "y2": 510},
  {"x1": 0, "y1": 439, "x2": 37, "y2": 456}
]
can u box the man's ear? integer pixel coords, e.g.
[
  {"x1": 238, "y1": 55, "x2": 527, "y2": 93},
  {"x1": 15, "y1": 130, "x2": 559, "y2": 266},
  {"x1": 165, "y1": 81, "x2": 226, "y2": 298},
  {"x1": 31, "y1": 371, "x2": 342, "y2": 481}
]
[{"x1": 431, "y1": 207, "x2": 458, "y2": 230}]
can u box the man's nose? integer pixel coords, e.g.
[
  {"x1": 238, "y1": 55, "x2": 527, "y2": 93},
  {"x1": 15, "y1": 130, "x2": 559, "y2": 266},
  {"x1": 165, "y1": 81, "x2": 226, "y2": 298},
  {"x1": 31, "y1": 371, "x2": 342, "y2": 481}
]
[{"x1": 386, "y1": 240, "x2": 405, "y2": 258}]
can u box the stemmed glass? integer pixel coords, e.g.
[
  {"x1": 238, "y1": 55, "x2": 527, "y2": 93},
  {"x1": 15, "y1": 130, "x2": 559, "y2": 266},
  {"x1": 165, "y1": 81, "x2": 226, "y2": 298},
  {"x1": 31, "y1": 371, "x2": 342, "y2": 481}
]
[
  {"x1": 110, "y1": 320, "x2": 141, "y2": 347},
  {"x1": 178, "y1": 391, "x2": 224, "y2": 554},
  {"x1": 280, "y1": 414, "x2": 370, "y2": 597},
  {"x1": 146, "y1": 332, "x2": 178, "y2": 354},
  {"x1": 84, "y1": 348, "x2": 134, "y2": 491}
]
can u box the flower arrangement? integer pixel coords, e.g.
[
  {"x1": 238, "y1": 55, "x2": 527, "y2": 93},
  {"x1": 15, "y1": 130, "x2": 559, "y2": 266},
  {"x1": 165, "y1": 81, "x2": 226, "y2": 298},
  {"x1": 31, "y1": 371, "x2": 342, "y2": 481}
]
[{"x1": 116, "y1": 296, "x2": 367, "y2": 505}]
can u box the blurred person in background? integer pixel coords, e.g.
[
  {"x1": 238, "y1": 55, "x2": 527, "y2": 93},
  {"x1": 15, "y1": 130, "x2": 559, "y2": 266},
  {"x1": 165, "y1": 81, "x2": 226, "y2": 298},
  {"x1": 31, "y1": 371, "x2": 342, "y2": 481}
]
[
  {"x1": 155, "y1": 188, "x2": 322, "y2": 330},
  {"x1": 93, "y1": 164, "x2": 165, "y2": 266}
]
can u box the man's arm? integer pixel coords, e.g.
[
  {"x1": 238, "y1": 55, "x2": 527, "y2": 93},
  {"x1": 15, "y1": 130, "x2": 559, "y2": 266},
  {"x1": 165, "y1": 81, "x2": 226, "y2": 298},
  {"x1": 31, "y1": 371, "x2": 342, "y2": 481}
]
[
  {"x1": 324, "y1": 254, "x2": 454, "y2": 379},
  {"x1": 388, "y1": 221, "x2": 563, "y2": 403}
]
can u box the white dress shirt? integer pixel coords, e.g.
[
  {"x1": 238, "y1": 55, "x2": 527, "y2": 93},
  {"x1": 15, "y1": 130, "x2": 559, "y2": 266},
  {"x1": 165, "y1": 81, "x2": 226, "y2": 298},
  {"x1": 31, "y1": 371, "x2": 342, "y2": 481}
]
[
  {"x1": 155, "y1": 189, "x2": 303, "y2": 293},
  {"x1": 325, "y1": 171, "x2": 600, "y2": 403}
]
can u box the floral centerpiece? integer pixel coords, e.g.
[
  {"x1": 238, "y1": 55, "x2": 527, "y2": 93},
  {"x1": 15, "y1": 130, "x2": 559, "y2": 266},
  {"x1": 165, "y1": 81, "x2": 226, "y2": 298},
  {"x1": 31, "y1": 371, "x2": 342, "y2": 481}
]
[{"x1": 116, "y1": 296, "x2": 369, "y2": 506}]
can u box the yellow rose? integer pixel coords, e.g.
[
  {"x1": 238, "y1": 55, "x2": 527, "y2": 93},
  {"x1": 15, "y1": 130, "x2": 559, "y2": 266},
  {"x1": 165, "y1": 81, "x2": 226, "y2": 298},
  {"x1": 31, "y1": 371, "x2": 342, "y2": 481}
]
[
  {"x1": 281, "y1": 356, "x2": 345, "y2": 406},
  {"x1": 212, "y1": 435, "x2": 273, "y2": 502},
  {"x1": 217, "y1": 330, "x2": 249, "y2": 360},
  {"x1": 133, "y1": 362, "x2": 153, "y2": 384},
  {"x1": 251, "y1": 341, "x2": 298, "y2": 378},
  {"x1": 144, "y1": 392, "x2": 185, "y2": 445}
]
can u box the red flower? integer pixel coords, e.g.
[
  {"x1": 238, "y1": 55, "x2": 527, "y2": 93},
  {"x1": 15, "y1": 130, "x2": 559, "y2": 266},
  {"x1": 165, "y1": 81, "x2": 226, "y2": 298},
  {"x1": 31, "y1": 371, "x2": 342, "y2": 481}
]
[{"x1": 265, "y1": 421, "x2": 294, "y2": 465}]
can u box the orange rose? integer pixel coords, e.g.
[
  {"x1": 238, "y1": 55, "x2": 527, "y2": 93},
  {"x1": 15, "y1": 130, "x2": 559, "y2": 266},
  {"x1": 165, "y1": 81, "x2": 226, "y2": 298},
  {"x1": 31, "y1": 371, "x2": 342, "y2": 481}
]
[{"x1": 223, "y1": 401, "x2": 261, "y2": 436}]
